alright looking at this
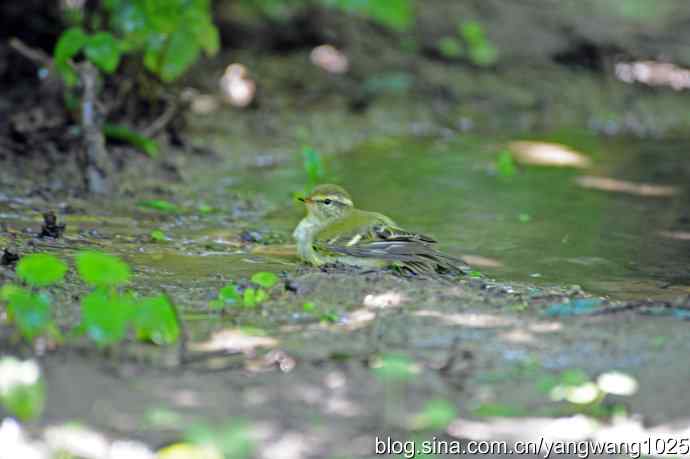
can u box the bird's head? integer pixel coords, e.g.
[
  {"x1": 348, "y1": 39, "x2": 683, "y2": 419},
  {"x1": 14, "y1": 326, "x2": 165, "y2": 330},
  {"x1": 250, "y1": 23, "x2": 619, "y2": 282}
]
[{"x1": 299, "y1": 184, "x2": 354, "y2": 223}]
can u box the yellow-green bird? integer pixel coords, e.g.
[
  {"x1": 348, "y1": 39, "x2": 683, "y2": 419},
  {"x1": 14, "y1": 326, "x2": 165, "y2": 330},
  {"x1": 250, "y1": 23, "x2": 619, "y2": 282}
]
[{"x1": 293, "y1": 184, "x2": 468, "y2": 275}]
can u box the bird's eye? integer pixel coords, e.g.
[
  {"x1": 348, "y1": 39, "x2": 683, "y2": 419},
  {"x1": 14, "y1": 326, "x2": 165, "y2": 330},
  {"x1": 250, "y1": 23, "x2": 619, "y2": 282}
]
[{"x1": 323, "y1": 199, "x2": 332, "y2": 205}]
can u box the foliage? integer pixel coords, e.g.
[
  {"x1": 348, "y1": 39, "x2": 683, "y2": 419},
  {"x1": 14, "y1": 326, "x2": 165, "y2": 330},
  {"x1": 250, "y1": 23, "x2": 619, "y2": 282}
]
[
  {"x1": 76, "y1": 251, "x2": 131, "y2": 287},
  {"x1": 1, "y1": 251, "x2": 179, "y2": 348},
  {"x1": 134, "y1": 295, "x2": 180, "y2": 345},
  {"x1": 56, "y1": 0, "x2": 219, "y2": 85},
  {"x1": 302, "y1": 146, "x2": 325, "y2": 191},
  {"x1": 0, "y1": 358, "x2": 45, "y2": 421},
  {"x1": 210, "y1": 272, "x2": 279, "y2": 310},
  {"x1": 16, "y1": 254, "x2": 68, "y2": 287},
  {"x1": 137, "y1": 199, "x2": 181, "y2": 213},
  {"x1": 104, "y1": 124, "x2": 159, "y2": 157},
  {"x1": 412, "y1": 399, "x2": 457, "y2": 430},
  {"x1": 150, "y1": 229, "x2": 167, "y2": 242},
  {"x1": 302, "y1": 302, "x2": 339, "y2": 323},
  {"x1": 81, "y1": 289, "x2": 135, "y2": 346},
  {"x1": 250, "y1": 272, "x2": 279, "y2": 289},
  {"x1": 496, "y1": 150, "x2": 517, "y2": 178},
  {"x1": 244, "y1": 0, "x2": 414, "y2": 30},
  {"x1": 438, "y1": 20, "x2": 499, "y2": 67}
]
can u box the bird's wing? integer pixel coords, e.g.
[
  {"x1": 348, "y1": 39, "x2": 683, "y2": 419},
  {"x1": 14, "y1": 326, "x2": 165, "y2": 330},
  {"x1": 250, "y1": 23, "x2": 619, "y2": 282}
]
[{"x1": 315, "y1": 211, "x2": 466, "y2": 275}]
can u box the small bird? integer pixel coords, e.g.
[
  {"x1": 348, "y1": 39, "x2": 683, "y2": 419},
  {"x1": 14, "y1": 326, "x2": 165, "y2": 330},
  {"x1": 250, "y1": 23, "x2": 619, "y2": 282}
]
[{"x1": 293, "y1": 184, "x2": 468, "y2": 275}]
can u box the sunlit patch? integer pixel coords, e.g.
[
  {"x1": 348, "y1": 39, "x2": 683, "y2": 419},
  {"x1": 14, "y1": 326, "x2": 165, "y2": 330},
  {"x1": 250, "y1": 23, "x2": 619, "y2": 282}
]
[
  {"x1": 575, "y1": 175, "x2": 678, "y2": 197},
  {"x1": 310, "y1": 45, "x2": 349, "y2": 74},
  {"x1": 45, "y1": 423, "x2": 154, "y2": 459},
  {"x1": 363, "y1": 291, "x2": 405, "y2": 308},
  {"x1": 596, "y1": 371, "x2": 638, "y2": 396},
  {"x1": 659, "y1": 230, "x2": 690, "y2": 241},
  {"x1": 461, "y1": 254, "x2": 503, "y2": 268},
  {"x1": 0, "y1": 357, "x2": 41, "y2": 393},
  {"x1": 508, "y1": 141, "x2": 592, "y2": 168},
  {"x1": 616, "y1": 60, "x2": 690, "y2": 91},
  {"x1": 219, "y1": 64, "x2": 256, "y2": 108},
  {"x1": 528, "y1": 322, "x2": 562, "y2": 333},
  {"x1": 448, "y1": 415, "x2": 600, "y2": 442},
  {"x1": 192, "y1": 329, "x2": 278, "y2": 354},
  {"x1": 550, "y1": 381, "x2": 600, "y2": 404},
  {"x1": 250, "y1": 349, "x2": 296, "y2": 373},
  {"x1": 343, "y1": 308, "x2": 376, "y2": 329},
  {"x1": 414, "y1": 310, "x2": 514, "y2": 328},
  {"x1": 0, "y1": 418, "x2": 46, "y2": 459},
  {"x1": 498, "y1": 329, "x2": 535, "y2": 344}
]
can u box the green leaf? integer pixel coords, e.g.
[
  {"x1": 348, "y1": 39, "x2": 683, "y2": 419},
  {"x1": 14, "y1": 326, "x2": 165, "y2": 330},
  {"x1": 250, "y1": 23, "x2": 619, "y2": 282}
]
[
  {"x1": 84, "y1": 32, "x2": 121, "y2": 73},
  {"x1": 243, "y1": 288, "x2": 257, "y2": 308},
  {"x1": 16, "y1": 254, "x2": 68, "y2": 287},
  {"x1": 104, "y1": 123, "x2": 160, "y2": 157},
  {"x1": 134, "y1": 295, "x2": 179, "y2": 345},
  {"x1": 150, "y1": 229, "x2": 167, "y2": 242},
  {"x1": 414, "y1": 399, "x2": 458, "y2": 430},
  {"x1": 302, "y1": 302, "x2": 317, "y2": 313},
  {"x1": 76, "y1": 251, "x2": 131, "y2": 287},
  {"x1": 6, "y1": 289, "x2": 52, "y2": 341},
  {"x1": 302, "y1": 146, "x2": 324, "y2": 186},
  {"x1": 137, "y1": 199, "x2": 180, "y2": 213},
  {"x1": 81, "y1": 289, "x2": 135, "y2": 346},
  {"x1": 218, "y1": 283, "x2": 240, "y2": 306},
  {"x1": 250, "y1": 272, "x2": 279, "y2": 289},
  {"x1": 197, "y1": 22, "x2": 220, "y2": 55},
  {"x1": 160, "y1": 27, "x2": 200, "y2": 82},
  {"x1": 496, "y1": 150, "x2": 516, "y2": 177},
  {"x1": 438, "y1": 36, "x2": 463, "y2": 58},
  {"x1": 54, "y1": 27, "x2": 88, "y2": 86},
  {"x1": 0, "y1": 284, "x2": 22, "y2": 301},
  {"x1": 54, "y1": 27, "x2": 88, "y2": 63},
  {"x1": 0, "y1": 357, "x2": 45, "y2": 421},
  {"x1": 254, "y1": 288, "x2": 268, "y2": 304}
]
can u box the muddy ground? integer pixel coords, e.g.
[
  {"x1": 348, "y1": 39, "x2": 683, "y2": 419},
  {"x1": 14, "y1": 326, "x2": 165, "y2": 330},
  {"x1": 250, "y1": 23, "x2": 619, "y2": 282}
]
[{"x1": 2, "y1": 1, "x2": 690, "y2": 458}]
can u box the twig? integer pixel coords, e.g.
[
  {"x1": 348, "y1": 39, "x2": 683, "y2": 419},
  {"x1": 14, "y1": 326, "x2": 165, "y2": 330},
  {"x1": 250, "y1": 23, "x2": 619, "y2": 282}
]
[
  {"x1": 79, "y1": 62, "x2": 114, "y2": 194},
  {"x1": 8, "y1": 38, "x2": 52, "y2": 67},
  {"x1": 143, "y1": 98, "x2": 178, "y2": 137}
]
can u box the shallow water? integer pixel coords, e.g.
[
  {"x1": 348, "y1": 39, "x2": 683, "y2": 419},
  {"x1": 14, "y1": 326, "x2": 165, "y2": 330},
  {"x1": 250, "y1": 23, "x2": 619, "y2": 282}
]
[{"x1": 230, "y1": 132, "x2": 690, "y2": 299}]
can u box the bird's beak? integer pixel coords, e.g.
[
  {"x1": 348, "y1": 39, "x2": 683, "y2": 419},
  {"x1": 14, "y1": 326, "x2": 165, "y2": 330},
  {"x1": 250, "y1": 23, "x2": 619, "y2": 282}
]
[{"x1": 299, "y1": 197, "x2": 313, "y2": 203}]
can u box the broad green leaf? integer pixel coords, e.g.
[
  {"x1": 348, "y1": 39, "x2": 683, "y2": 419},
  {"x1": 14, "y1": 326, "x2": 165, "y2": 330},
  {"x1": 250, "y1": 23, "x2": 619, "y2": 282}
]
[
  {"x1": 250, "y1": 272, "x2": 279, "y2": 289},
  {"x1": 197, "y1": 22, "x2": 220, "y2": 55},
  {"x1": 137, "y1": 199, "x2": 180, "y2": 213},
  {"x1": 54, "y1": 27, "x2": 88, "y2": 63},
  {"x1": 6, "y1": 290, "x2": 52, "y2": 341},
  {"x1": 16, "y1": 254, "x2": 68, "y2": 287},
  {"x1": 134, "y1": 295, "x2": 179, "y2": 345},
  {"x1": 84, "y1": 32, "x2": 122, "y2": 73},
  {"x1": 302, "y1": 302, "x2": 317, "y2": 313},
  {"x1": 0, "y1": 357, "x2": 45, "y2": 421},
  {"x1": 81, "y1": 289, "x2": 135, "y2": 346},
  {"x1": 254, "y1": 288, "x2": 268, "y2": 304},
  {"x1": 0, "y1": 283, "x2": 22, "y2": 301},
  {"x1": 243, "y1": 288, "x2": 257, "y2": 308},
  {"x1": 54, "y1": 27, "x2": 88, "y2": 86},
  {"x1": 160, "y1": 28, "x2": 200, "y2": 82},
  {"x1": 76, "y1": 251, "x2": 131, "y2": 287},
  {"x1": 104, "y1": 123, "x2": 159, "y2": 157},
  {"x1": 218, "y1": 283, "x2": 240, "y2": 306}
]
